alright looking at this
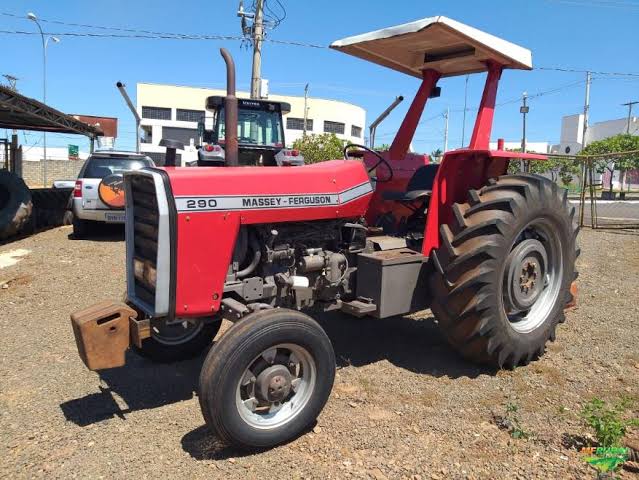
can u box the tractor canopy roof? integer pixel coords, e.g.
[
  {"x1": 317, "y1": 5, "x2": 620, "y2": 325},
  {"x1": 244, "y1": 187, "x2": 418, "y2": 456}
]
[{"x1": 330, "y1": 16, "x2": 532, "y2": 78}]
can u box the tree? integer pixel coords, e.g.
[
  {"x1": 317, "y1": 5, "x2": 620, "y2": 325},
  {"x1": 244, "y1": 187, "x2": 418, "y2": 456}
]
[
  {"x1": 292, "y1": 133, "x2": 346, "y2": 164},
  {"x1": 430, "y1": 148, "x2": 443, "y2": 163},
  {"x1": 580, "y1": 134, "x2": 639, "y2": 193},
  {"x1": 506, "y1": 149, "x2": 580, "y2": 186}
]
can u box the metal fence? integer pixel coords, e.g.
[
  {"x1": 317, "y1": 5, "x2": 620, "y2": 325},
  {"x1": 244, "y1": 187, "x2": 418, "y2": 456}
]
[{"x1": 513, "y1": 152, "x2": 639, "y2": 230}]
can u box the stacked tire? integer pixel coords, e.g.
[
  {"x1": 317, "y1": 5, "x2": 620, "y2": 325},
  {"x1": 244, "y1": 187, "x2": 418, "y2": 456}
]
[{"x1": 0, "y1": 171, "x2": 33, "y2": 240}]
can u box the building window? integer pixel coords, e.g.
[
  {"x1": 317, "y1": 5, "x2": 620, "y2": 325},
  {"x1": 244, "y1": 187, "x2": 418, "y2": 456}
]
[
  {"x1": 351, "y1": 125, "x2": 362, "y2": 138},
  {"x1": 162, "y1": 126, "x2": 199, "y2": 147},
  {"x1": 176, "y1": 108, "x2": 205, "y2": 122},
  {"x1": 141, "y1": 106, "x2": 172, "y2": 120},
  {"x1": 145, "y1": 151, "x2": 182, "y2": 166},
  {"x1": 141, "y1": 126, "x2": 152, "y2": 144},
  {"x1": 286, "y1": 117, "x2": 313, "y2": 131},
  {"x1": 324, "y1": 120, "x2": 345, "y2": 135}
]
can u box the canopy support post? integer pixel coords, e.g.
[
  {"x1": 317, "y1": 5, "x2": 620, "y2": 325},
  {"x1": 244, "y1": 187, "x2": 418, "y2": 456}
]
[
  {"x1": 389, "y1": 69, "x2": 441, "y2": 161},
  {"x1": 468, "y1": 61, "x2": 503, "y2": 150}
]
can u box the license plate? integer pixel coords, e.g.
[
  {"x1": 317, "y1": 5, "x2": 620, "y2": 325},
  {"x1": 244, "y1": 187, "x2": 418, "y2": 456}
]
[{"x1": 105, "y1": 212, "x2": 125, "y2": 222}]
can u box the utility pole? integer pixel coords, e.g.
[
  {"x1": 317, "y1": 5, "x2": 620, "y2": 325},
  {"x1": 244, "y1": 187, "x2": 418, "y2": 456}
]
[
  {"x1": 520, "y1": 92, "x2": 529, "y2": 172},
  {"x1": 581, "y1": 72, "x2": 591, "y2": 151},
  {"x1": 520, "y1": 92, "x2": 528, "y2": 153},
  {"x1": 461, "y1": 75, "x2": 469, "y2": 146},
  {"x1": 2, "y1": 74, "x2": 18, "y2": 91},
  {"x1": 578, "y1": 71, "x2": 592, "y2": 227},
  {"x1": 2, "y1": 75, "x2": 19, "y2": 135},
  {"x1": 303, "y1": 83, "x2": 309, "y2": 136},
  {"x1": 443, "y1": 107, "x2": 449, "y2": 152},
  {"x1": 622, "y1": 100, "x2": 639, "y2": 134},
  {"x1": 250, "y1": 0, "x2": 264, "y2": 99}
]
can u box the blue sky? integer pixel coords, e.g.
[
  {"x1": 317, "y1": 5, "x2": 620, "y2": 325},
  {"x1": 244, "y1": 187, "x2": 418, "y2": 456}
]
[{"x1": 1, "y1": 0, "x2": 638, "y2": 154}]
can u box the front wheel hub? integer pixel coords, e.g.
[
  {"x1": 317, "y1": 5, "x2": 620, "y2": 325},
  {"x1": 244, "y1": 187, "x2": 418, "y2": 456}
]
[
  {"x1": 256, "y1": 364, "x2": 292, "y2": 403},
  {"x1": 504, "y1": 239, "x2": 547, "y2": 313}
]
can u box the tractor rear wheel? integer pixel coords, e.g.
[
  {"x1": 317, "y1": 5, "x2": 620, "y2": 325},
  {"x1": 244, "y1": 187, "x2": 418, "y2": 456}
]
[
  {"x1": 430, "y1": 174, "x2": 578, "y2": 368},
  {"x1": 199, "y1": 309, "x2": 335, "y2": 449}
]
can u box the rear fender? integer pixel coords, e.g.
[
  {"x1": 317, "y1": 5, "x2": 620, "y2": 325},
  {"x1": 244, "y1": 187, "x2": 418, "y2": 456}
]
[{"x1": 422, "y1": 150, "x2": 508, "y2": 255}]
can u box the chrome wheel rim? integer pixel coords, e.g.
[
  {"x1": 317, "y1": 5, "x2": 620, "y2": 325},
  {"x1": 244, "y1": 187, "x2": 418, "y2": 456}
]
[
  {"x1": 502, "y1": 218, "x2": 563, "y2": 334},
  {"x1": 151, "y1": 318, "x2": 205, "y2": 345},
  {"x1": 236, "y1": 343, "x2": 316, "y2": 430}
]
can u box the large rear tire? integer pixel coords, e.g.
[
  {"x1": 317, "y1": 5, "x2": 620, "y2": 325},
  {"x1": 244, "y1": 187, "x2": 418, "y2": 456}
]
[
  {"x1": 199, "y1": 309, "x2": 335, "y2": 449},
  {"x1": 0, "y1": 171, "x2": 33, "y2": 240},
  {"x1": 430, "y1": 174, "x2": 579, "y2": 368}
]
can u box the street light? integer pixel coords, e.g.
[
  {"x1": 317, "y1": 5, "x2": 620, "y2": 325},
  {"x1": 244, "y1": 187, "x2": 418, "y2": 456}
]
[{"x1": 27, "y1": 12, "x2": 60, "y2": 187}]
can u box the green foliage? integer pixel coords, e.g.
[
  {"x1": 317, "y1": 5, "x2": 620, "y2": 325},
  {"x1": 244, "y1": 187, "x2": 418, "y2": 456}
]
[
  {"x1": 430, "y1": 148, "x2": 444, "y2": 162},
  {"x1": 581, "y1": 134, "x2": 639, "y2": 172},
  {"x1": 505, "y1": 402, "x2": 530, "y2": 439},
  {"x1": 581, "y1": 397, "x2": 639, "y2": 448},
  {"x1": 580, "y1": 134, "x2": 639, "y2": 192},
  {"x1": 506, "y1": 149, "x2": 580, "y2": 186},
  {"x1": 292, "y1": 133, "x2": 346, "y2": 164},
  {"x1": 374, "y1": 143, "x2": 391, "y2": 151}
]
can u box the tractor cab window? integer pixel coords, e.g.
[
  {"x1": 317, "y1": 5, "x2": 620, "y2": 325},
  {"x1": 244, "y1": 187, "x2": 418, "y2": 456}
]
[{"x1": 216, "y1": 106, "x2": 284, "y2": 147}]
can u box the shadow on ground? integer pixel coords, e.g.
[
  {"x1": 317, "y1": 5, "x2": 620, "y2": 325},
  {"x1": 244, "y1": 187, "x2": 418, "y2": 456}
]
[
  {"x1": 67, "y1": 223, "x2": 125, "y2": 242},
  {"x1": 316, "y1": 310, "x2": 493, "y2": 378},
  {"x1": 59, "y1": 349, "x2": 204, "y2": 427}
]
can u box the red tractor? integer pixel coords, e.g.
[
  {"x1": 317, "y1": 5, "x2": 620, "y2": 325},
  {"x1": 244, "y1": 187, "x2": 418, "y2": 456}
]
[{"x1": 71, "y1": 16, "x2": 578, "y2": 449}]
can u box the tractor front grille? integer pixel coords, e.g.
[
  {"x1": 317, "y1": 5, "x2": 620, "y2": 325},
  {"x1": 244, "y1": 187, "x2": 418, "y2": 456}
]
[{"x1": 128, "y1": 174, "x2": 159, "y2": 309}]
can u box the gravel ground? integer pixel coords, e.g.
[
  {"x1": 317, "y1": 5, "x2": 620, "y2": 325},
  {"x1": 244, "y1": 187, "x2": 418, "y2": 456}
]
[{"x1": 1, "y1": 225, "x2": 638, "y2": 479}]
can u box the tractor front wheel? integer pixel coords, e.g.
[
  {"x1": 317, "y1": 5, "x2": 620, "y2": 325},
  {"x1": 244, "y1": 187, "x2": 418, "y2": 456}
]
[
  {"x1": 134, "y1": 316, "x2": 221, "y2": 362},
  {"x1": 430, "y1": 174, "x2": 578, "y2": 369},
  {"x1": 198, "y1": 308, "x2": 335, "y2": 449}
]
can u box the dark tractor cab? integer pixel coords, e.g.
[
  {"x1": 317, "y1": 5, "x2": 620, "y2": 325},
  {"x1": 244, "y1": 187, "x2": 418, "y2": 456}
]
[{"x1": 198, "y1": 96, "x2": 303, "y2": 167}]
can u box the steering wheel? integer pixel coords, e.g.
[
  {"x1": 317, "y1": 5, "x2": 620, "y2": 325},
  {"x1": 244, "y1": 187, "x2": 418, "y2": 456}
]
[{"x1": 343, "y1": 144, "x2": 393, "y2": 183}]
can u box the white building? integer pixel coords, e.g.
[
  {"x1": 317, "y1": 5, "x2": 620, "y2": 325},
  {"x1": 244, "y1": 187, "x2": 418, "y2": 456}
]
[
  {"x1": 552, "y1": 113, "x2": 639, "y2": 155},
  {"x1": 488, "y1": 141, "x2": 550, "y2": 153},
  {"x1": 136, "y1": 83, "x2": 366, "y2": 165}
]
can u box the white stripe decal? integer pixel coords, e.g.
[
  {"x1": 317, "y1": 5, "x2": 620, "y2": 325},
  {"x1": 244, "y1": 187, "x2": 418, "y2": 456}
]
[
  {"x1": 339, "y1": 182, "x2": 373, "y2": 203},
  {"x1": 175, "y1": 181, "x2": 373, "y2": 212}
]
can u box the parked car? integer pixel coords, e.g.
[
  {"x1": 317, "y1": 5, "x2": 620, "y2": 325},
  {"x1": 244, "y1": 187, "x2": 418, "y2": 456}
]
[{"x1": 71, "y1": 151, "x2": 154, "y2": 237}]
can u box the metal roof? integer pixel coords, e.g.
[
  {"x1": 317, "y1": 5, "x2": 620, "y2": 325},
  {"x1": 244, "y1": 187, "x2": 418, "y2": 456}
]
[
  {"x1": 0, "y1": 85, "x2": 103, "y2": 137},
  {"x1": 330, "y1": 16, "x2": 532, "y2": 78}
]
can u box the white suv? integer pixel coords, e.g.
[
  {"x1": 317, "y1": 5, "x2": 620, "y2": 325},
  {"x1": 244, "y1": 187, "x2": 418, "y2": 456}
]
[{"x1": 72, "y1": 151, "x2": 154, "y2": 237}]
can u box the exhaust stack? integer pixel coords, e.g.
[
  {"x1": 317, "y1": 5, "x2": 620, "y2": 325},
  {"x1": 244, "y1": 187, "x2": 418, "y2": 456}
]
[{"x1": 220, "y1": 48, "x2": 238, "y2": 166}]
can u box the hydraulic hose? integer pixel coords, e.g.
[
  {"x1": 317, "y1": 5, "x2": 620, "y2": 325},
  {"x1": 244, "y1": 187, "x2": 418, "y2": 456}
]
[{"x1": 236, "y1": 232, "x2": 262, "y2": 278}]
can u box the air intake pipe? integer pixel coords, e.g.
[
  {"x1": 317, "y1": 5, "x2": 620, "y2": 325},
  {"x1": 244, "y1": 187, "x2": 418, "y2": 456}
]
[{"x1": 220, "y1": 48, "x2": 238, "y2": 166}]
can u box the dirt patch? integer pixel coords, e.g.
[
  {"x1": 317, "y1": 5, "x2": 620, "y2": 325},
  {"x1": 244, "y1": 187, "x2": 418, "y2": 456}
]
[{"x1": 0, "y1": 226, "x2": 638, "y2": 479}]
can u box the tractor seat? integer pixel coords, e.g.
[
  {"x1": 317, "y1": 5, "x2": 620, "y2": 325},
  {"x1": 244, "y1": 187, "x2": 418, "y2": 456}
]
[{"x1": 382, "y1": 164, "x2": 439, "y2": 202}]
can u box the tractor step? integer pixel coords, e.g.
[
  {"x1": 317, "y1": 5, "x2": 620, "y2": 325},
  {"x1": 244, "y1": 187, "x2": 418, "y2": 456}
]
[{"x1": 341, "y1": 298, "x2": 377, "y2": 317}]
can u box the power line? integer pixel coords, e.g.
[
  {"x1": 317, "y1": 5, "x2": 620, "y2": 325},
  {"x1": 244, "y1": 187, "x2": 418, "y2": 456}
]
[
  {"x1": 0, "y1": 28, "x2": 327, "y2": 48},
  {"x1": 544, "y1": 0, "x2": 639, "y2": 10},
  {"x1": 536, "y1": 66, "x2": 639, "y2": 77}
]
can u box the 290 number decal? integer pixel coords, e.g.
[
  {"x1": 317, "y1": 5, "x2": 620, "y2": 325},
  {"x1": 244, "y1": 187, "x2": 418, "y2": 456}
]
[{"x1": 186, "y1": 198, "x2": 218, "y2": 209}]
